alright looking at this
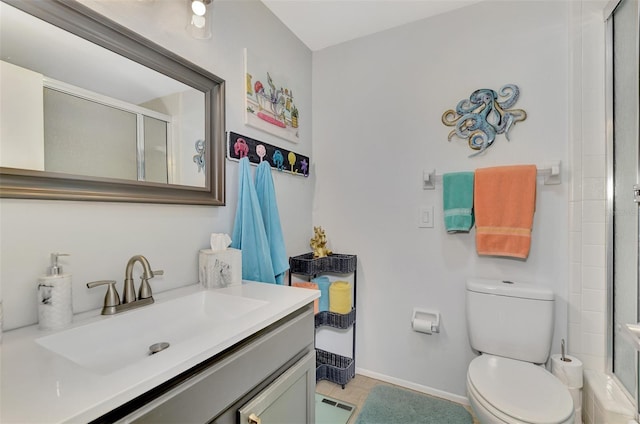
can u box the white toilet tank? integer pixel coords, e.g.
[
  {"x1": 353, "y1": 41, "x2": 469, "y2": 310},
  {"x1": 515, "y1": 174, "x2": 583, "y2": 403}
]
[{"x1": 466, "y1": 278, "x2": 555, "y2": 364}]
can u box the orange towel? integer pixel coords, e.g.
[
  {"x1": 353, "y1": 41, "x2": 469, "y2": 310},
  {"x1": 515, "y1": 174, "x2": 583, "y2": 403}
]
[
  {"x1": 474, "y1": 165, "x2": 537, "y2": 259},
  {"x1": 292, "y1": 282, "x2": 319, "y2": 314}
]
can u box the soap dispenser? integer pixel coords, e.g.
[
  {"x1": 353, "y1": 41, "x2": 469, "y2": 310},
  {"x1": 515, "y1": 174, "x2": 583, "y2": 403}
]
[{"x1": 37, "y1": 253, "x2": 73, "y2": 330}]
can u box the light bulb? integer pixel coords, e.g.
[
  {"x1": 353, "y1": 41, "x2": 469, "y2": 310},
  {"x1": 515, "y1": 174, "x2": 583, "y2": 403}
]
[
  {"x1": 191, "y1": 14, "x2": 206, "y2": 29},
  {"x1": 191, "y1": 0, "x2": 207, "y2": 16}
]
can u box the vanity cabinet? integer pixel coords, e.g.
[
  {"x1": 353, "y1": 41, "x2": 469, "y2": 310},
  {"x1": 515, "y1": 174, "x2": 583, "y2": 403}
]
[{"x1": 105, "y1": 304, "x2": 315, "y2": 424}]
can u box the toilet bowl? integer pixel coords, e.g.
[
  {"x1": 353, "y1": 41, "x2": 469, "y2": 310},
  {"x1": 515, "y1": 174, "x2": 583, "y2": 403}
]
[
  {"x1": 467, "y1": 355, "x2": 574, "y2": 424},
  {"x1": 465, "y1": 279, "x2": 578, "y2": 424}
]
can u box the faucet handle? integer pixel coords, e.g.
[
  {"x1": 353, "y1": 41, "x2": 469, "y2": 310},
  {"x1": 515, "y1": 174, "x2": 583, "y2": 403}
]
[
  {"x1": 87, "y1": 280, "x2": 121, "y2": 314},
  {"x1": 138, "y1": 277, "x2": 156, "y2": 300},
  {"x1": 138, "y1": 270, "x2": 163, "y2": 300}
]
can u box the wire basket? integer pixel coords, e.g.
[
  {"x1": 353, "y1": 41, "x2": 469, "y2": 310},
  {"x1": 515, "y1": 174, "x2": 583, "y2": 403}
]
[
  {"x1": 316, "y1": 349, "x2": 355, "y2": 386},
  {"x1": 290, "y1": 253, "x2": 357, "y2": 275},
  {"x1": 315, "y1": 309, "x2": 356, "y2": 329}
]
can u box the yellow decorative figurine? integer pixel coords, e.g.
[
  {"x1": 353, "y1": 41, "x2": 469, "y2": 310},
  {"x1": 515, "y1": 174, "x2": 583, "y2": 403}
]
[{"x1": 310, "y1": 226, "x2": 332, "y2": 258}]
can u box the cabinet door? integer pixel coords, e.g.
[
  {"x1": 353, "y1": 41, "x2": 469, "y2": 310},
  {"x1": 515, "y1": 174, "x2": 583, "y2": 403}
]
[{"x1": 238, "y1": 350, "x2": 315, "y2": 424}]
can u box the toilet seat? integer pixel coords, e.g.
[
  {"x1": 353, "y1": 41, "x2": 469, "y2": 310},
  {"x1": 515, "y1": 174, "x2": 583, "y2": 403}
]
[
  {"x1": 467, "y1": 355, "x2": 574, "y2": 424},
  {"x1": 467, "y1": 375, "x2": 520, "y2": 424}
]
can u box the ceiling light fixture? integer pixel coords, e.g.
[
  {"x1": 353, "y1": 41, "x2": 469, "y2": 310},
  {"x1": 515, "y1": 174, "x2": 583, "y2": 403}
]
[
  {"x1": 191, "y1": 0, "x2": 207, "y2": 16},
  {"x1": 188, "y1": 0, "x2": 212, "y2": 39}
]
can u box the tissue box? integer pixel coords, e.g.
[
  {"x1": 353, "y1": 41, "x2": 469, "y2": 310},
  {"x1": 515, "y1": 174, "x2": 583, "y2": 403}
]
[{"x1": 199, "y1": 248, "x2": 242, "y2": 288}]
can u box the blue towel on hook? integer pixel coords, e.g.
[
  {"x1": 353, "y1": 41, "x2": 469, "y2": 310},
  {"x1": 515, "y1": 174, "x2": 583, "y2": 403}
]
[
  {"x1": 231, "y1": 158, "x2": 276, "y2": 284},
  {"x1": 255, "y1": 161, "x2": 289, "y2": 284}
]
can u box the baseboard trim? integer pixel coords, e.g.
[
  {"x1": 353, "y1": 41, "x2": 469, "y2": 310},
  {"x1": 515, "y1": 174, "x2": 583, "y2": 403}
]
[{"x1": 355, "y1": 367, "x2": 470, "y2": 406}]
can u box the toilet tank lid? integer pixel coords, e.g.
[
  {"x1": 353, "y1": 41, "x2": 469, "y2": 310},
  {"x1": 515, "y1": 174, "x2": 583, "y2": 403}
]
[{"x1": 466, "y1": 278, "x2": 554, "y2": 301}]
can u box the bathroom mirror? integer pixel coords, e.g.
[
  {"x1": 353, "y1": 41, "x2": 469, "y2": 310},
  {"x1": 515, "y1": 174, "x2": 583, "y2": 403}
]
[{"x1": 0, "y1": 0, "x2": 225, "y2": 205}]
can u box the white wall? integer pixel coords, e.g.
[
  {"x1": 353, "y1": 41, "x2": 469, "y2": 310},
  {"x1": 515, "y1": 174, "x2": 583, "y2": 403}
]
[
  {"x1": 0, "y1": 0, "x2": 313, "y2": 330},
  {"x1": 312, "y1": 1, "x2": 570, "y2": 399},
  {"x1": 0, "y1": 61, "x2": 45, "y2": 170},
  {"x1": 142, "y1": 89, "x2": 206, "y2": 186}
]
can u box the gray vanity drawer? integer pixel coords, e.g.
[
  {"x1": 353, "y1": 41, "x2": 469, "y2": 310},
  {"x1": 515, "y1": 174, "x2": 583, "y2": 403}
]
[{"x1": 115, "y1": 304, "x2": 314, "y2": 423}]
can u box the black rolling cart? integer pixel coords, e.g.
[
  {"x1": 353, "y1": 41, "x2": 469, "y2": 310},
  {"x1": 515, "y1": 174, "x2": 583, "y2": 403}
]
[{"x1": 289, "y1": 253, "x2": 357, "y2": 388}]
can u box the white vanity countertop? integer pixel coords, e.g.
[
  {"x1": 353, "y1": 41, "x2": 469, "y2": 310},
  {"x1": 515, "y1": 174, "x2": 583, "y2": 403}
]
[{"x1": 1, "y1": 282, "x2": 319, "y2": 423}]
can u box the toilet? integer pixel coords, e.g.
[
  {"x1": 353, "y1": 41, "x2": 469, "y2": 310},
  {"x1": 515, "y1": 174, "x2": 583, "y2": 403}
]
[{"x1": 466, "y1": 278, "x2": 575, "y2": 424}]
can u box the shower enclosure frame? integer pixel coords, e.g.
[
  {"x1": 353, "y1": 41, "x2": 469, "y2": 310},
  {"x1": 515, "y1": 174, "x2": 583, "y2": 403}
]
[{"x1": 605, "y1": 0, "x2": 640, "y2": 415}]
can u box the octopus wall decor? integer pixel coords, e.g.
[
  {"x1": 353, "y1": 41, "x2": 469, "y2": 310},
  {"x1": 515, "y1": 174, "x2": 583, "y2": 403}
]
[
  {"x1": 193, "y1": 139, "x2": 206, "y2": 172},
  {"x1": 441, "y1": 84, "x2": 527, "y2": 157}
]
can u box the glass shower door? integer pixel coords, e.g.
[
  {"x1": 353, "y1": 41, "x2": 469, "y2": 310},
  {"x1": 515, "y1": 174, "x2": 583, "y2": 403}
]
[{"x1": 608, "y1": 0, "x2": 639, "y2": 406}]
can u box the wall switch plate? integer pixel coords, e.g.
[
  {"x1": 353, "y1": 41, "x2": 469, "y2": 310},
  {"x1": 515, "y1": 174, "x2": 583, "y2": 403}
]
[{"x1": 418, "y1": 206, "x2": 434, "y2": 228}]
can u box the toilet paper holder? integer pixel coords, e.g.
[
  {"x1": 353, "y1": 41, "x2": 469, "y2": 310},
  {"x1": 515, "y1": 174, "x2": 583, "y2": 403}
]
[{"x1": 411, "y1": 308, "x2": 440, "y2": 334}]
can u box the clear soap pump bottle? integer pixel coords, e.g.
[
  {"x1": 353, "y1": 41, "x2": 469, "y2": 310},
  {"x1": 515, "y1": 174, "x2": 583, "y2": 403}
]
[{"x1": 37, "y1": 253, "x2": 73, "y2": 330}]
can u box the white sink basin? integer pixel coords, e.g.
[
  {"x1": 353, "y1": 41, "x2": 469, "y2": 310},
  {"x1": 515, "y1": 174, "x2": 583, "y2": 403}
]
[{"x1": 36, "y1": 290, "x2": 268, "y2": 375}]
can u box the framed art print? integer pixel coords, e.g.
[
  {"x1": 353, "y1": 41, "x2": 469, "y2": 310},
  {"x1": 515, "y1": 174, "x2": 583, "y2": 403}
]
[{"x1": 244, "y1": 48, "x2": 300, "y2": 143}]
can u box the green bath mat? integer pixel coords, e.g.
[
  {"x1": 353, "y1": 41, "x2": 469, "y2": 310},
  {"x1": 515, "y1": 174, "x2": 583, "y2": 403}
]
[
  {"x1": 316, "y1": 393, "x2": 356, "y2": 424},
  {"x1": 355, "y1": 385, "x2": 473, "y2": 424}
]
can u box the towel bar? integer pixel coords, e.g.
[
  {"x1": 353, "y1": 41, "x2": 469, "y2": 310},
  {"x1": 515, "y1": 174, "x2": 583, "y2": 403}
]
[{"x1": 422, "y1": 160, "x2": 561, "y2": 189}]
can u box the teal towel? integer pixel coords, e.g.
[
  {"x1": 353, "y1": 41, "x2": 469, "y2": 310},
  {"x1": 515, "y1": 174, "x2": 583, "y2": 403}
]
[
  {"x1": 231, "y1": 158, "x2": 276, "y2": 284},
  {"x1": 255, "y1": 161, "x2": 289, "y2": 285},
  {"x1": 443, "y1": 172, "x2": 474, "y2": 233},
  {"x1": 312, "y1": 276, "x2": 331, "y2": 312}
]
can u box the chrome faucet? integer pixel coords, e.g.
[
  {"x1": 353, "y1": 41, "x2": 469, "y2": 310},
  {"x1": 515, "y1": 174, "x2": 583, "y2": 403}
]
[{"x1": 87, "y1": 255, "x2": 163, "y2": 315}]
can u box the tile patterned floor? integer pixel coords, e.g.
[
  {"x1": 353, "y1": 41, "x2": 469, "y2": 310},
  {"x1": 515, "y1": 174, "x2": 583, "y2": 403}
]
[{"x1": 316, "y1": 374, "x2": 479, "y2": 424}]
